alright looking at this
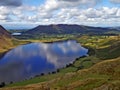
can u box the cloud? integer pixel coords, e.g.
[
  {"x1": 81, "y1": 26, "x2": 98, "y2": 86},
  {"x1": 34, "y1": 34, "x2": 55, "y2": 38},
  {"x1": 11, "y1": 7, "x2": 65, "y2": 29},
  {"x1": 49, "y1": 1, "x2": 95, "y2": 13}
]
[
  {"x1": 47, "y1": 7, "x2": 120, "y2": 23},
  {"x1": 0, "y1": 4, "x2": 120, "y2": 26},
  {"x1": 0, "y1": 0, "x2": 22, "y2": 7},
  {"x1": 34, "y1": 0, "x2": 101, "y2": 21},
  {"x1": 59, "y1": 0, "x2": 80, "y2": 2},
  {"x1": 60, "y1": 0, "x2": 120, "y2": 5},
  {"x1": 0, "y1": 6, "x2": 10, "y2": 21},
  {"x1": 110, "y1": 0, "x2": 120, "y2": 4},
  {"x1": 58, "y1": 0, "x2": 101, "y2": 7},
  {"x1": 0, "y1": 0, "x2": 120, "y2": 27}
]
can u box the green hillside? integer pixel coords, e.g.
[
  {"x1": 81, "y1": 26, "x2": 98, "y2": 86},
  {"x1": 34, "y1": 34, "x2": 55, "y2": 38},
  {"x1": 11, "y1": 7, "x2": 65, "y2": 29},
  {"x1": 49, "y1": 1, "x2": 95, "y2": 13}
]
[{"x1": 3, "y1": 56, "x2": 120, "y2": 90}]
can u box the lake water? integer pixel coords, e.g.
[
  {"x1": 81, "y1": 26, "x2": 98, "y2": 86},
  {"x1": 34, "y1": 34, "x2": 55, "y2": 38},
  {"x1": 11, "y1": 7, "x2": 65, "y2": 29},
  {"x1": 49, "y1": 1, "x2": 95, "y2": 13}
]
[{"x1": 0, "y1": 40, "x2": 88, "y2": 84}]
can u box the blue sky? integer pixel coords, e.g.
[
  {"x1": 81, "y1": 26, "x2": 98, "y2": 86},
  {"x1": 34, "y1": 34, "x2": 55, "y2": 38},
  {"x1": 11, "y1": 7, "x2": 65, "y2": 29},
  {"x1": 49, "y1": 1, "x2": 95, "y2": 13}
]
[
  {"x1": 99, "y1": 0, "x2": 120, "y2": 8},
  {"x1": 23, "y1": 0, "x2": 45, "y2": 6},
  {"x1": 0, "y1": 0, "x2": 120, "y2": 29}
]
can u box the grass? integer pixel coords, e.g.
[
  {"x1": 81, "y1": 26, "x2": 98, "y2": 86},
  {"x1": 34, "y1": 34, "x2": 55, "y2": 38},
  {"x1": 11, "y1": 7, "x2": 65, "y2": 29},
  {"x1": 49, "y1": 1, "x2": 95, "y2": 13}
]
[
  {"x1": 59, "y1": 67, "x2": 77, "y2": 73},
  {"x1": 0, "y1": 36, "x2": 13, "y2": 53},
  {"x1": 48, "y1": 57, "x2": 120, "y2": 90},
  {"x1": 53, "y1": 73, "x2": 109, "y2": 88},
  {"x1": 7, "y1": 73, "x2": 63, "y2": 87}
]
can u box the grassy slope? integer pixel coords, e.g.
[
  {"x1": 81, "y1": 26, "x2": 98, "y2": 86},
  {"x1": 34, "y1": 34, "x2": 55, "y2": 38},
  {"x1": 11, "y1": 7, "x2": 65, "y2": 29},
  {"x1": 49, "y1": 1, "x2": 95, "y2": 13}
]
[
  {"x1": 49, "y1": 57, "x2": 120, "y2": 90},
  {"x1": 2, "y1": 56, "x2": 120, "y2": 90},
  {"x1": 0, "y1": 25, "x2": 14, "y2": 53},
  {"x1": 0, "y1": 38, "x2": 30, "y2": 53},
  {"x1": 0, "y1": 35, "x2": 120, "y2": 90},
  {"x1": 0, "y1": 36, "x2": 13, "y2": 53}
]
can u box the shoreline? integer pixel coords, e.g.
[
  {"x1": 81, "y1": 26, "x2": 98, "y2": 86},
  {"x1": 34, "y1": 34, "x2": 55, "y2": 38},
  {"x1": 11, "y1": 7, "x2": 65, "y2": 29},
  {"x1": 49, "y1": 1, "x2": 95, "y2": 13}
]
[
  {"x1": 4, "y1": 54, "x2": 89, "y2": 87},
  {"x1": 0, "y1": 39, "x2": 90, "y2": 87},
  {"x1": 0, "y1": 38, "x2": 73, "y2": 54}
]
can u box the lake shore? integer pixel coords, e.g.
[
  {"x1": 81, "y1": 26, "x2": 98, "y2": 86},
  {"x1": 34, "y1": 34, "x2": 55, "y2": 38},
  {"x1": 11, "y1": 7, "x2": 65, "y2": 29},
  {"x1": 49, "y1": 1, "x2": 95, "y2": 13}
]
[
  {"x1": 0, "y1": 38, "x2": 70, "y2": 54},
  {"x1": 1, "y1": 35, "x2": 120, "y2": 89},
  {"x1": 0, "y1": 38, "x2": 89, "y2": 86}
]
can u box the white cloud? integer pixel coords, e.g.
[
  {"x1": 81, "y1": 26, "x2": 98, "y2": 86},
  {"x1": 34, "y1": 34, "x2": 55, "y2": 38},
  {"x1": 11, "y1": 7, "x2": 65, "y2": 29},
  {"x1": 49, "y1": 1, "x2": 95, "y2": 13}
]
[
  {"x1": 116, "y1": 9, "x2": 120, "y2": 16},
  {"x1": 44, "y1": 0, "x2": 59, "y2": 12},
  {"x1": 110, "y1": 0, "x2": 120, "y2": 4},
  {"x1": 0, "y1": 6, "x2": 11, "y2": 21},
  {"x1": 0, "y1": 0, "x2": 120, "y2": 27},
  {"x1": 58, "y1": 0, "x2": 101, "y2": 7}
]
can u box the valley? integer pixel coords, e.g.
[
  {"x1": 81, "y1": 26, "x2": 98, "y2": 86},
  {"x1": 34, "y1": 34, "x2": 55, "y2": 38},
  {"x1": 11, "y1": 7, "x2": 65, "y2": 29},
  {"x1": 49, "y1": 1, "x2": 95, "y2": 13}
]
[
  {"x1": 0, "y1": 0, "x2": 120, "y2": 89},
  {"x1": 0, "y1": 25, "x2": 120, "y2": 90}
]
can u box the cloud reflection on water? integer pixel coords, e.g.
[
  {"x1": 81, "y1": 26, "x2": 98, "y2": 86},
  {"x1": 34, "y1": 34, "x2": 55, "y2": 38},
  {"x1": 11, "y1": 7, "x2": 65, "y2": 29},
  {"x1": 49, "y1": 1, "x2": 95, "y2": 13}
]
[{"x1": 0, "y1": 40, "x2": 88, "y2": 83}]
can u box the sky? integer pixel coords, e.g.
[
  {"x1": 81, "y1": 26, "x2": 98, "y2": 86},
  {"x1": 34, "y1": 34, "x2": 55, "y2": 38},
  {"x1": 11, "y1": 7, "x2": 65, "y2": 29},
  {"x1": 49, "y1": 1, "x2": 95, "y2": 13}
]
[{"x1": 0, "y1": 0, "x2": 120, "y2": 29}]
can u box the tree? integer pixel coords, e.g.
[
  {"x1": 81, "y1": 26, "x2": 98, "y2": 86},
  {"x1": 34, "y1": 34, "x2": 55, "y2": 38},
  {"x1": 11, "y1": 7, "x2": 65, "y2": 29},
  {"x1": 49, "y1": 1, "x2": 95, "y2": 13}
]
[{"x1": 0, "y1": 82, "x2": 5, "y2": 87}]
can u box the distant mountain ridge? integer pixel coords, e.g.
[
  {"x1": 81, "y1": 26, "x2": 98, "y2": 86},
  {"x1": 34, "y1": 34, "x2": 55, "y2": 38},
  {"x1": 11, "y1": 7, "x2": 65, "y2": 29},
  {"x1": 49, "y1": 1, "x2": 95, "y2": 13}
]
[{"x1": 24, "y1": 24, "x2": 119, "y2": 35}]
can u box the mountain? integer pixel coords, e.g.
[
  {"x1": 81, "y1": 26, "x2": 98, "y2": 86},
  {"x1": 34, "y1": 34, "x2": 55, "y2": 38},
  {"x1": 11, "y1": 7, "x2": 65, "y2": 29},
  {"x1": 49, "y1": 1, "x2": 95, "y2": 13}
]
[
  {"x1": 0, "y1": 25, "x2": 13, "y2": 52},
  {"x1": 0, "y1": 25, "x2": 12, "y2": 38},
  {"x1": 109, "y1": 27, "x2": 120, "y2": 31},
  {"x1": 24, "y1": 24, "x2": 119, "y2": 35}
]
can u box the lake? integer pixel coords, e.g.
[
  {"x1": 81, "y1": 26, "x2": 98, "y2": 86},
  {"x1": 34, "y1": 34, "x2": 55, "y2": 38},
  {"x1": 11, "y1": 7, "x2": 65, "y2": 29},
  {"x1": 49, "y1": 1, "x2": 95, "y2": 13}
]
[{"x1": 0, "y1": 40, "x2": 88, "y2": 84}]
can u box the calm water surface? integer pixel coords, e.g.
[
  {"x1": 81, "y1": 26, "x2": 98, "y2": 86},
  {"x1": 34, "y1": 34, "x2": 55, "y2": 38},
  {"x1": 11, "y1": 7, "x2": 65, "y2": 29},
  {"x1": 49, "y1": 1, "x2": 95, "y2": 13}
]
[{"x1": 0, "y1": 40, "x2": 88, "y2": 84}]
